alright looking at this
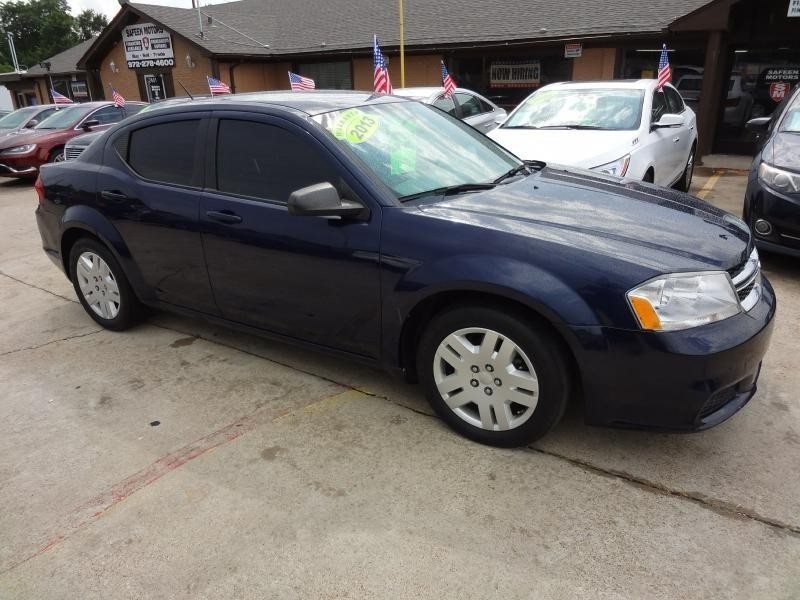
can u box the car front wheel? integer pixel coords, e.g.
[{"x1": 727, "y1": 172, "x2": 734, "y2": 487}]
[
  {"x1": 69, "y1": 238, "x2": 140, "y2": 330},
  {"x1": 417, "y1": 305, "x2": 569, "y2": 447},
  {"x1": 676, "y1": 149, "x2": 695, "y2": 193}
]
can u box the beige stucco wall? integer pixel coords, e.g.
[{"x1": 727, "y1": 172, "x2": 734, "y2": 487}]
[
  {"x1": 353, "y1": 54, "x2": 442, "y2": 90},
  {"x1": 218, "y1": 62, "x2": 293, "y2": 92},
  {"x1": 571, "y1": 48, "x2": 616, "y2": 81}
]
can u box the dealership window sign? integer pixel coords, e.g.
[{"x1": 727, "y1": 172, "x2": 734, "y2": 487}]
[
  {"x1": 490, "y1": 61, "x2": 541, "y2": 88},
  {"x1": 789, "y1": 0, "x2": 800, "y2": 17},
  {"x1": 564, "y1": 43, "x2": 582, "y2": 58},
  {"x1": 122, "y1": 22, "x2": 175, "y2": 69}
]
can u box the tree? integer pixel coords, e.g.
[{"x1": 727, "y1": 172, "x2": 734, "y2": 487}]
[{"x1": 0, "y1": 0, "x2": 107, "y2": 72}]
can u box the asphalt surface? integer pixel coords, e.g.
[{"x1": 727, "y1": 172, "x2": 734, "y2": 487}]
[{"x1": 1, "y1": 170, "x2": 799, "y2": 599}]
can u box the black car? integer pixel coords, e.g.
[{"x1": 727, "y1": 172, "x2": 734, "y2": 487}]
[
  {"x1": 35, "y1": 91, "x2": 775, "y2": 447},
  {"x1": 744, "y1": 84, "x2": 800, "y2": 256}
]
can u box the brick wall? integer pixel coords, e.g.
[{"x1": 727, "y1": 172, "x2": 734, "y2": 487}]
[
  {"x1": 219, "y1": 62, "x2": 293, "y2": 92},
  {"x1": 353, "y1": 54, "x2": 441, "y2": 90}
]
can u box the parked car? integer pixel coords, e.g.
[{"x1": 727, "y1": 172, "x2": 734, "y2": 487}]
[
  {"x1": 393, "y1": 87, "x2": 506, "y2": 134},
  {"x1": 0, "y1": 104, "x2": 60, "y2": 137},
  {"x1": 35, "y1": 91, "x2": 774, "y2": 447},
  {"x1": 743, "y1": 84, "x2": 800, "y2": 257},
  {"x1": 488, "y1": 80, "x2": 698, "y2": 191},
  {"x1": 676, "y1": 74, "x2": 753, "y2": 127},
  {"x1": 0, "y1": 101, "x2": 147, "y2": 177},
  {"x1": 63, "y1": 130, "x2": 105, "y2": 161}
]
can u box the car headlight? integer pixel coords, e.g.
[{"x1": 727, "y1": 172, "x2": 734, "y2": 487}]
[
  {"x1": 591, "y1": 154, "x2": 631, "y2": 177},
  {"x1": 627, "y1": 271, "x2": 741, "y2": 331},
  {"x1": 1, "y1": 144, "x2": 36, "y2": 155},
  {"x1": 758, "y1": 162, "x2": 800, "y2": 194}
]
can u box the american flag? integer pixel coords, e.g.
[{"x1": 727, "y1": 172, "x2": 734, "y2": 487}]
[
  {"x1": 657, "y1": 44, "x2": 671, "y2": 90},
  {"x1": 110, "y1": 85, "x2": 125, "y2": 108},
  {"x1": 288, "y1": 71, "x2": 315, "y2": 91},
  {"x1": 373, "y1": 34, "x2": 392, "y2": 94},
  {"x1": 441, "y1": 61, "x2": 456, "y2": 98},
  {"x1": 51, "y1": 89, "x2": 73, "y2": 105},
  {"x1": 207, "y1": 76, "x2": 231, "y2": 95}
]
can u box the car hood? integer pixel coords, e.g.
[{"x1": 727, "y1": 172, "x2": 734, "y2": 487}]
[
  {"x1": 767, "y1": 131, "x2": 800, "y2": 172},
  {"x1": 0, "y1": 129, "x2": 64, "y2": 149},
  {"x1": 488, "y1": 127, "x2": 639, "y2": 167},
  {"x1": 416, "y1": 167, "x2": 751, "y2": 273}
]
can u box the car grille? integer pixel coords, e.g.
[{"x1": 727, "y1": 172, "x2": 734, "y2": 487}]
[
  {"x1": 64, "y1": 146, "x2": 84, "y2": 161},
  {"x1": 698, "y1": 386, "x2": 737, "y2": 419},
  {"x1": 729, "y1": 248, "x2": 761, "y2": 311}
]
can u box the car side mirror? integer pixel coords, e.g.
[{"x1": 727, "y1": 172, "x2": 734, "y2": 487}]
[
  {"x1": 652, "y1": 113, "x2": 685, "y2": 129},
  {"x1": 81, "y1": 119, "x2": 100, "y2": 131},
  {"x1": 745, "y1": 116, "x2": 771, "y2": 131},
  {"x1": 25, "y1": 119, "x2": 38, "y2": 128},
  {"x1": 288, "y1": 182, "x2": 367, "y2": 219}
]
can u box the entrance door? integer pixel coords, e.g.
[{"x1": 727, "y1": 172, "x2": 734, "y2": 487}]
[{"x1": 143, "y1": 74, "x2": 166, "y2": 102}]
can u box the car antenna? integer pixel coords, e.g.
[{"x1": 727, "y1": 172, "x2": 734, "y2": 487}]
[{"x1": 177, "y1": 81, "x2": 194, "y2": 100}]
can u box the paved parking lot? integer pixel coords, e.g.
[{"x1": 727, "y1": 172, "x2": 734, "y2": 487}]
[{"x1": 1, "y1": 171, "x2": 799, "y2": 599}]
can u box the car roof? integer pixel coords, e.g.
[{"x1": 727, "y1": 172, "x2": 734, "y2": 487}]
[
  {"x1": 145, "y1": 90, "x2": 410, "y2": 116},
  {"x1": 545, "y1": 79, "x2": 658, "y2": 90},
  {"x1": 393, "y1": 87, "x2": 483, "y2": 99}
]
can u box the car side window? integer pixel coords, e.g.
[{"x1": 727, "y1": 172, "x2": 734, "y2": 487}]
[
  {"x1": 35, "y1": 108, "x2": 57, "y2": 122},
  {"x1": 651, "y1": 91, "x2": 668, "y2": 123},
  {"x1": 216, "y1": 119, "x2": 338, "y2": 203},
  {"x1": 432, "y1": 95, "x2": 457, "y2": 117},
  {"x1": 664, "y1": 87, "x2": 685, "y2": 114},
  {"x1": 127, "y1": 119, "x2": 202, "y2": 186},
  {"x1": 85, "y1": 106, "x2": 125, "y2": 126},
  {"x1": 454, "y1": 93, "x2": 487, "y2": 118}
]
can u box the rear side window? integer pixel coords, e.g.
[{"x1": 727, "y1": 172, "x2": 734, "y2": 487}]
[
  {"x1": 664, "y1": 87, "x2": 685, "y2": 114},
  {"x1": 651, "y1": 91, "x2": 668, "y2": 122},
  {"x1": 433, "y1": 95, "x2": 457, "y2": 116},
  {"x1": 455, "y1": 92, "x2": 489, "y2": 117},
  {"x1": 127, "y1": 120, "x2": 201, "y2": 186},
  {"x1": 216, "y1": 119, "x2": 337, "y2": 203}
]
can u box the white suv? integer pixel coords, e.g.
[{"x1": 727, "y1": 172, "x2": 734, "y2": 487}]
[{"x1": 488, "y1": 80, "x2": 698, "y2": 191}]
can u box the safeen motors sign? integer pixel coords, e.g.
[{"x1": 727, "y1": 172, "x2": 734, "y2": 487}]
[{"x1": 122, "y1": 22, "x2": 175, "y2": 69}]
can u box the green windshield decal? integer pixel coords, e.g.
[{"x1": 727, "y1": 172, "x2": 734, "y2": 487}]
[{"x1": 331, "y1": 108, "x2": 380, "y2": 144}]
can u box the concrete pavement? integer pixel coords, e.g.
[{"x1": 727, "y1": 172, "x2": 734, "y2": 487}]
[{"x1": 1, "y1": 175, "x2": 799, "y2": 599}]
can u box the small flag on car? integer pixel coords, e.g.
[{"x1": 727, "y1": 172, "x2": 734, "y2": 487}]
[
  {"x1": 657, "y1": 44, "x2": 671, "y2": 90},
  {"x1": 51, "y1": 89, "x2": 74, "y2": 105},
  {"x1": 373, "y1": 34, "x2": 393, "y2": 94},
  {"x1": 110, "y1": 85, "x2": 126, "y2": 108},
  {"x1": 441, "y1": 61, "x2": 457, "y2": 98},
  {"x1": 288, "y1": 71, "x2": 315, "y2": 91},
  {"x1": 207, "y1": 76, "x2": 231, "y2": 95}
]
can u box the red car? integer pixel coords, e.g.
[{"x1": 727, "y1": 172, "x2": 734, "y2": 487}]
[{"x1": 0, "y1": 101, "x2": 146, "y2": 178}]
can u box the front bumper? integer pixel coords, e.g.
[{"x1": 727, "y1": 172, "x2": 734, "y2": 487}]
[
  {"x1": 745, "y1": 177, "x2": 800, "y2": 256},
  {"x1": 563, "y1": 276, "x2": 776, "y2": 431},
  {"x1": 0, "y1": 152, "x2": 41, "y2": 178}
]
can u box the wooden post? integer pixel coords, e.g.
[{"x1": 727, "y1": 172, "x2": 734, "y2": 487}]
[{"x1": 696, "y1": 30, "x2": 726, "y2": 160}]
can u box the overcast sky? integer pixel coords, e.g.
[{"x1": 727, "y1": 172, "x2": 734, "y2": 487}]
[{"x1": 68, "y1": 0, "x2": 234, "y2": 19}]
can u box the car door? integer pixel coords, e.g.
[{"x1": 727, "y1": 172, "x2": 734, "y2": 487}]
[
  {"x1": 198, "y1": 112, "x2": 382, "y2": 358},
  {"x1": 664, "y1": 85, "x2": 694, "y2": 167},
  {"x1": 453, "y1": 92, "x2": 496, "y2": 133},
  {"x1": 648, "y1": 89, "x2": 682, "y2": 186},
  {"x1": 95, "y1": 112, "x2": 219, "y2": 315}
]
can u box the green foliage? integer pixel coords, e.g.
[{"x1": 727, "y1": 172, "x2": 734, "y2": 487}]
[{"x1": 0, "y1": 0, "x2": 108, "y2": 71}]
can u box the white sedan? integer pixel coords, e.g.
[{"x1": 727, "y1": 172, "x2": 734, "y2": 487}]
[
  {"x1": 393, "y1": 87, "x2": 506, "y2": 134},
  {"x1": 488, "y1": 80, "x2": 698, "y2": 191}
]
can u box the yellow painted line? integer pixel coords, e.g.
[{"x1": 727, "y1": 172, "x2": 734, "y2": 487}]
[
  {"x1": 271, "y1": 388, "x2": 365, "y2": 423},
  {"x1": 695, "y1": 170, "x2": 723, "y2": 200}
]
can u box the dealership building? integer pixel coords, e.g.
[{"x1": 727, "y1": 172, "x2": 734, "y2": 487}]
[{"x1": 2, "y1": 0, "x2": 798, "y2": 158}]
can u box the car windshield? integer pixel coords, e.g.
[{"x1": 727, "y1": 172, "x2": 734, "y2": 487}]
[
  {"x1": 503, "y1": 88, "x2": 645, "y2": 130},
  {"x1": 312, "y1": 101, "x2": 520, "y2": 200},
  {"x1": 780, "y1": 92, "x2": 800, "y2": 133},
  {"x1": 0, "y1": 107, "x2": 39, "y2": 128},
  {"x1": 34, "y1": 106, "x2": 84, "y2": 129}
]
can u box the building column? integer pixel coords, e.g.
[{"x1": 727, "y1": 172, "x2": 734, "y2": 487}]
[{"x1": 696, "y1": 30, "x2": 726, "y2": 160}]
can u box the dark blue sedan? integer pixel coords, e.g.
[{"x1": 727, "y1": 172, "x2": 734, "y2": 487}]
[{"x1": 35, "y1": 91, "x2": 775, "y2": 447}]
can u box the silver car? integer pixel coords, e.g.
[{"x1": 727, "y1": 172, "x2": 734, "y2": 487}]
[{"x1": 393, "y1": 87, "x2": 506, "y2": 133}]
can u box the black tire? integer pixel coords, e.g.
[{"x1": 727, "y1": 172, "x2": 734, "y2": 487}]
[
  {"x1": 69, "y1": 238, "x2": 140, "y2": 331},
  {"x1": 416, "y1": 305, "x2": 570, "y2": 447},
  {"x1": 49, "y1": 147, "x2": 65, "y2": 163},
  {"x1": 676, "y1": 148, "x2": 695, "y2": 193}
]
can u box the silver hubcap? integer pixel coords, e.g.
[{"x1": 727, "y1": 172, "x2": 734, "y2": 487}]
[
  {"x1": 76, "y1": 251, "x2": 121, "y2": 319},
  {"x1": 433, "y1": 327, "x2": 539, "y2": 431},
  {"x1": 53, "y1": 152, "x2": 65, "y2": 162}
]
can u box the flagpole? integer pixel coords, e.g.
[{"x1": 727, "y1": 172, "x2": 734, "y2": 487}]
[{"x1": 398, "y1": 0, "x2": 405, "y2": 88}]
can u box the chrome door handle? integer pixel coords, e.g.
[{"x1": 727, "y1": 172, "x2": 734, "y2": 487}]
[
  {"x1": 206, "y1": 210, "x2": 242, "y2": 224},
  {"x1": 673, "y1": 137, "x2": 680, "y2": 143}
]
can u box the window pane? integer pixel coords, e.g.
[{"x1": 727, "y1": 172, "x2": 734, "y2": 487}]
[
  {"x1": 665, "y1": 87, "x2": 684, "y2": 113},
  {"x1": 298, "y1": 62, "x2": 352, "y2": 90},
  {"x1": 432, "y1": 96, "x2": 457, "y2": 116},
  {"x1": 651, "y1": 92, "x2": 668, "y2": 122},
  {"x1": 128, "y1": 120, "x2": 200, "y2": 186},
  {"x1": 216, "y1": 120, "x2": 338, "y2": 202},
  {"x1": 455, "y1": 93, "x2": 485, "y2": 117}
]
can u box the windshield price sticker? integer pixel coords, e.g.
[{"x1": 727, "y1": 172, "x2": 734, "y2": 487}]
[{"x1": 331, "y1": 109, "x2": 379, "y2": 144}]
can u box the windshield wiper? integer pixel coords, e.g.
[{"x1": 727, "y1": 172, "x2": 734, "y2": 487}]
[
  {"x1": 500, "y1": 125, "x2": 541, "y2": 129},
  {"x1": 399, "y1": 182, "x2": 496, "y2": 202},
  {"x1": 538, "y1": 124, "x2": 608, "y2": 130},
  {"x1": 493, "y1": 163, "x2": 530, "y2": 184}
]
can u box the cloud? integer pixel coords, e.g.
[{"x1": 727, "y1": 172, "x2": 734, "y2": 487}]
[{"x1": 68, "y1": 0, "x2": 234, "y2": 19}]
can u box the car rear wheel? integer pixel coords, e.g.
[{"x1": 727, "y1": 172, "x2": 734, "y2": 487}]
[
  {"x1": 69, "y1": 238, "x2": 140, "y2": 330},
  {"x1": 417, "y1": 306, "x2": 569, "y2": 447},
  {"x1": 676, "y1": 149, "x2": 694, "y2": 193}
]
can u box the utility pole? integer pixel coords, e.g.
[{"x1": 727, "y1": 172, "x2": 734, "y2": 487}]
[
  {"x1": 6, "y1": 32, "x2": 21, "y2": 73},
  {"x1": 398, "y1": 0, "x2": 405, "y2": 87}
]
